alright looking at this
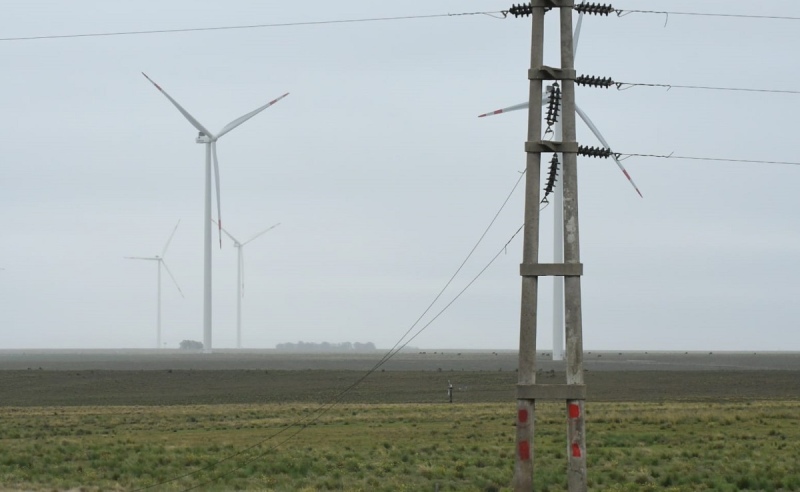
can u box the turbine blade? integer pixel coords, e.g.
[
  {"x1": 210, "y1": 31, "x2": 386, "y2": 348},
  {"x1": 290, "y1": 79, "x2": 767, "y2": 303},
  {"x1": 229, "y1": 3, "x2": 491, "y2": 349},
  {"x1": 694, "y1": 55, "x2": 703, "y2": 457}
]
[
  {"x1": 575, "y1": 105, "x2": 644, "y2": 198},
  {"x1": 211, "y1": 219, "x2": 239, "y2": 245},
  {"x1": 478, "y1": 18, "x2": 579, "y2": 119},
  {"x1": 212, "y1": 141, "x2": 223, "y2": 248},
  {"x1": 216, "y1": 92, "x2": 290, "y2": 139},
  {"x1": 125, "y1": 256, "x2": 158, "y2": 261},
  {"x1": 242, "y1": 222, "x2": 280, "y2": 246},
  {"x1": 477, "y1": 101, "x2": 529, "y2": 118},
  {"x1": 141, "y1": 73, "x2": 215, "y2": 139},
  {"x1": 477, "y1": 93, "x2": 551, "y2": 119},
  {"x1": 574, "y1": 13, "x2": 584, "y2": 59},
  {"x1": 161, "y1": 260, "x2": 185, "y2": 298},
  {"x1": 161, "y1": 220, "x2": 181, "y2": 258}
]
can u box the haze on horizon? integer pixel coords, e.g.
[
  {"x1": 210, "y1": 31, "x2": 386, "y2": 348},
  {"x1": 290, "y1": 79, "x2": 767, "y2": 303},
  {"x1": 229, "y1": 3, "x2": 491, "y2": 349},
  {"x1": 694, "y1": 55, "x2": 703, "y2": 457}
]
[{"x1": 1, "y1": 0, "x2": 798, "y2": 352}]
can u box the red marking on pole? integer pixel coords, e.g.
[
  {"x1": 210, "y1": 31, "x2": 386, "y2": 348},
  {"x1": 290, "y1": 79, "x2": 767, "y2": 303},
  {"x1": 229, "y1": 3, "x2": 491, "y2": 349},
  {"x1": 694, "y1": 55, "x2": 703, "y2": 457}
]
[
  {"x1": 494, "y1": 109, "x2": 503, "y2": 115},
  {"x1": 519, "y1": 440, "x2": 531, "y2": 461},
  {"x1": 518, "y1": 409, "x2": 528, "y2": 424},
  {"x1": 623, "y1": 169, "x2": 631, "y2": 180},
  {"x1": 571, "y1": 442, "x2": 581, "y2": 458},
  {"x1": 569, "y1": 403, "x2": 580, "y2": 419}
]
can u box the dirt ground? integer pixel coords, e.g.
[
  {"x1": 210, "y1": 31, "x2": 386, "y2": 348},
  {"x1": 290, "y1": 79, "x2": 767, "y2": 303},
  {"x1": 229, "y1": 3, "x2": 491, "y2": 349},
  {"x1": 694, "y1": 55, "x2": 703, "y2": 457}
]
[
  {"x1": 1, "y1": 350, "x2": 798, "y2": 406},
  {"x1": 1, "y1": 349, "x2": 798, "y2": 371}
]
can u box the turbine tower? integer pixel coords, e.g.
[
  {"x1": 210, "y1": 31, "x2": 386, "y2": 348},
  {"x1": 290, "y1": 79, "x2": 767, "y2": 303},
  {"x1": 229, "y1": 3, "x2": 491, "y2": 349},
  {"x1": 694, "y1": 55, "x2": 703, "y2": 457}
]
[
  {"x1": 478, "y1": 14, "x2": 642, "y2": 360},
  {"x1": 142, "y1": 73, "x2": 288, "y2": 353},
  {"x1": 125, "y1": 220, "x2": 184, "y2": 349},
  {"x1": 214, "y1": 220, "x2": 280, "y2": 349}
]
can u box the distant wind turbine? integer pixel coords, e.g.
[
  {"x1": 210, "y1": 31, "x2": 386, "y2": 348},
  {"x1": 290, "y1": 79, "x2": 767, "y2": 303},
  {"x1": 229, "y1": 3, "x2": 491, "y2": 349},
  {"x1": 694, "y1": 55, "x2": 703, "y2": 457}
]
[
  {"x1": 125, "y1": 220, "x2": 184, "y2": 349},
  {"x1": 478, "y1": 14, "x2": 642, "y2": 361},
  {"x1": 213, "y1": 220, "x2": 280, "y2": 349},
  {"x1": 142, "y1": 73, "x2": 289, "y2": 353}
]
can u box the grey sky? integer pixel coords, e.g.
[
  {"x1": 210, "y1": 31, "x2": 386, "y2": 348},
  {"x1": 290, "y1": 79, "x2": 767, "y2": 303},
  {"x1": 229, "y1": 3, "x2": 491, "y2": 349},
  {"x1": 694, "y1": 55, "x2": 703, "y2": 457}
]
[{"x1": 1, "y1": 1, "x2": 798, "y2": 351}]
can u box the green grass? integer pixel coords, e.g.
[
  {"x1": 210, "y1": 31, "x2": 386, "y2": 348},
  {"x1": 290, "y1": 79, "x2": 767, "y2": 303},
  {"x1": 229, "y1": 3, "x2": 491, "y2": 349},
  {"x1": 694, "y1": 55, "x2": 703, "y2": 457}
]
[{"x1": 1, "y1": 401, "x2": 799, "y2": 491}]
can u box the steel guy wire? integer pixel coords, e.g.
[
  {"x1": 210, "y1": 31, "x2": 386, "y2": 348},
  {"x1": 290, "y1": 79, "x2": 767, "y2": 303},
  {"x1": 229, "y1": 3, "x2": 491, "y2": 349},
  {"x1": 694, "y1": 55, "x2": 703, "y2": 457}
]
[
  {"x1": 177, "y1": 206, "x2": 544, "y2": 492},
  {"x1": 134, "y1": 169, "x2": 527, "y2": 490},
  {"x1": 369, "y1": 167, "x2": 527, "y2": 369},
  {"x1": 178, "y1": 214, "x2": 535, "y2": 492}
]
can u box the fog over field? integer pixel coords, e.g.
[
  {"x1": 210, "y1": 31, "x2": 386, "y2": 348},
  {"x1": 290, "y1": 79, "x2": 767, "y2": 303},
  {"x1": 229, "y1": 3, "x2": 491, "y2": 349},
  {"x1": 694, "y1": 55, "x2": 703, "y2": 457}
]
[{"x1": 1, "y1": 349, "x2": 799, "y2": 372}]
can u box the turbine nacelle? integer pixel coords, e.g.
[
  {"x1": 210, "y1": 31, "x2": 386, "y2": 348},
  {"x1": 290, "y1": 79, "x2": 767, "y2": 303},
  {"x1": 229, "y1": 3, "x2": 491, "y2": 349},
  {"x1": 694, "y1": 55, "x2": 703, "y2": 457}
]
[{"x1": 196, "y1": 132, "x2": 215, "y2": 144}]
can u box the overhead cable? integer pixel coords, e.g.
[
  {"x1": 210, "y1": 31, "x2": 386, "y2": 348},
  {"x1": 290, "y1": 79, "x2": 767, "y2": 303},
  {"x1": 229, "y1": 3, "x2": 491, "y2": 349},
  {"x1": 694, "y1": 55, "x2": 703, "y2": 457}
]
[
  {"x1": 506, "y1": 3, "x2": 800, "y2": 22},
  {"x1": 572, "y1": 73, "x2": 800, "y2": 95},
  {"x1": 617, "y1": 9, "x2": 800, "y2": 22},
  {"x1": 615, "y1": 82, "x2": 800, "y2": 95},
  {"x1": 0, "y1": 11, "x2": 505, "y2": 42},
  {"x1": 616, "y1": 153, "x2": 800, "y2": 167}
]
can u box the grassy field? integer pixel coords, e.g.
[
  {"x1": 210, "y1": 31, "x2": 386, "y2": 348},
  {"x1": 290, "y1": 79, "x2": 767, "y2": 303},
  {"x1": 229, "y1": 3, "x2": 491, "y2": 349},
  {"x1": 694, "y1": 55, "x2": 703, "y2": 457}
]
[
  {"x1": 1, "y1": 400, "x2": 799, "y2": 491},
  {"x1": 2, "y1": 353, "x2": 799, "y2": 490}
]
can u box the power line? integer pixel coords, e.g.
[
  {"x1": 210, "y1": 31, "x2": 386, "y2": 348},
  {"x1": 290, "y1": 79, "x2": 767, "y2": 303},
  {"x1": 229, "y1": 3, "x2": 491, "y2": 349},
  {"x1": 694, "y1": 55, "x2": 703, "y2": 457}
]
[
  {"x1": 509, "y1": 4, "x2": 800, "y2": 22},
  {"x1": 574, "y1": 74, "x2": 800, "y2": 95},
  {"x1": 615, "y1": 81, "x2": 800, "y2": 95},
  {"x1": 0, "y1": 10, "x2": 505, "y2": 42},
  {"x1": 6, "y1": 5, "x2": 800, "y2": 44},
  {"x1": 617, "y1": 9, "x2": 800, "y2": 22},
  {"x1": 577, "y1": 145, "x2": 800, "y2": 167},
  {"x1": 133, "y1": 170, "x2": 527, "y2": 491},
  {"x1": 617, "y1": 153, "x2": 800, "y2": 167}
]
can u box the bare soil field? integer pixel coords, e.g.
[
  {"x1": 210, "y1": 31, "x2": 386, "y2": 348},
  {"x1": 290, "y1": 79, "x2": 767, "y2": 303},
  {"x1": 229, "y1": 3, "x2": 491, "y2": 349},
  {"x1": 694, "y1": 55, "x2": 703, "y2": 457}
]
[
  {"x1": 1, "y1": 350, "x2": 798, "y2": 406},
  {"x1": 1, "y1": 349, "x2": 798, "y2": 371}
]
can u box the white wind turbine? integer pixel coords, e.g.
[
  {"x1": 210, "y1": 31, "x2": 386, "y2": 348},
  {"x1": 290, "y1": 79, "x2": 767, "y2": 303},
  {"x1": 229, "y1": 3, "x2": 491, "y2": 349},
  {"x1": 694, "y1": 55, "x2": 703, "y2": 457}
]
[
  {"x1": 125, "y1": 220, "x2": 184, "y2": 349},
  {"x1": 142, "y1": 73, "x2": 289, "y2": 353},
  {"x1": 478, "y1": 14, "x2": 642, "y2": 361},
  {"x1": 213, "y1": 220, "x2": 280, "y2": 349}
]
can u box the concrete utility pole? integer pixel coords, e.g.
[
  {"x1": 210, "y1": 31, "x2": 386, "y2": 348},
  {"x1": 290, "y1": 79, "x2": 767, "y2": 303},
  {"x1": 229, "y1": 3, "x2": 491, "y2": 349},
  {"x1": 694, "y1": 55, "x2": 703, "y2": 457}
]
[
  {"x1": 513, "y1": 1, "x2": 545, "y2": 488},
  {"x1": 553, "y1": 120, "x2": 565, "y2": 362},
  {"x1": 514, "y1": 1, "x2": 587, "y2": 490}
]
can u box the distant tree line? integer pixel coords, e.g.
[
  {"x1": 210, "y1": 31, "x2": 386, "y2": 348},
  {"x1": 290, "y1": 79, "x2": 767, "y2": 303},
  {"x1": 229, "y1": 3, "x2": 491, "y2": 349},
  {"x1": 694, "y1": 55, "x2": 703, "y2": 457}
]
[
  {"x1": 275, "y1": 341, "x2": 376, "y2": 352},
  {"x1": 179, "y1": 340, "x2": 203, "y2": 350}
]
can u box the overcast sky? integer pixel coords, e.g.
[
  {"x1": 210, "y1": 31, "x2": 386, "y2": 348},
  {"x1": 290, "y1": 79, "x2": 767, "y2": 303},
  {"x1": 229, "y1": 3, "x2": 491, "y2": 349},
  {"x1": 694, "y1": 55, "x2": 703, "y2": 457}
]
[{"x1": 1, "y1": 1, "x2": 798, "y2": 351}]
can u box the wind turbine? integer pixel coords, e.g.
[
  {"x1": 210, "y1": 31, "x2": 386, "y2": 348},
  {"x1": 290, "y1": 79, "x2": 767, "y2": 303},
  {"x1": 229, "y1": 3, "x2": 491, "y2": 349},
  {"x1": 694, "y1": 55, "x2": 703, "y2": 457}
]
[
  {"x1": 142, "y1": 73, "x2": 289, "y2": 353},
  {"x1": 213, "y1": 220, "x2": 280, "y2": 349},
  {"x1": 125, "y1": 220, "x2": 184, "y2": 349},
  {"x1": 478, "y1": 14, "x2": 642, "y2": 361}
]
